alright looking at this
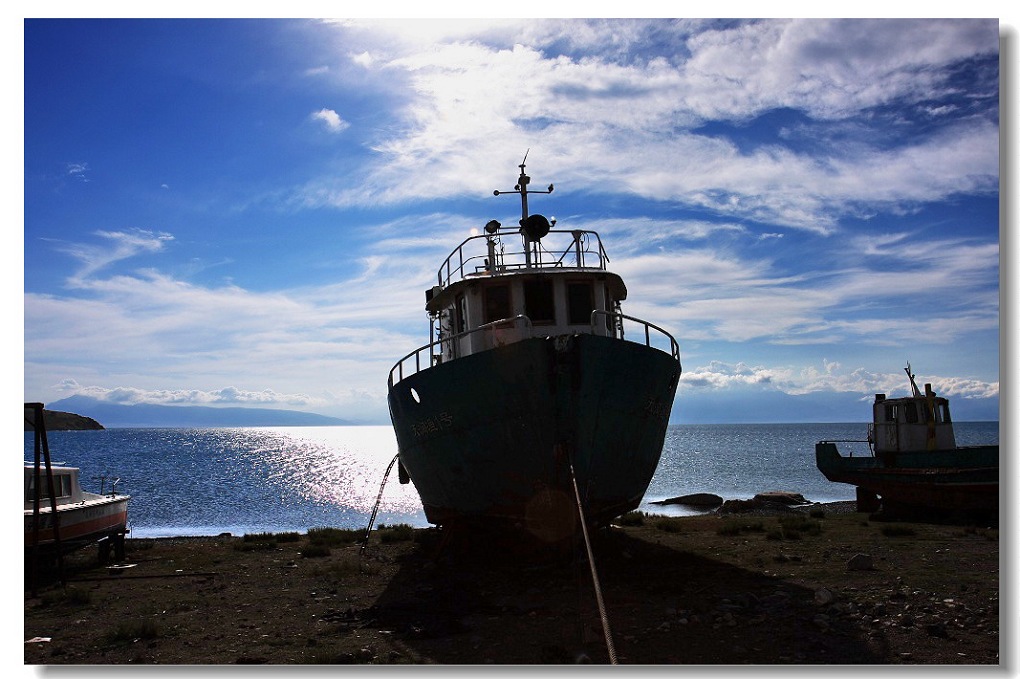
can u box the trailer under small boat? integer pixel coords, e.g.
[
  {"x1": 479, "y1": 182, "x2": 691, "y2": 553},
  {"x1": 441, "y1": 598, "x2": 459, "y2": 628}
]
[{"x1": 387, "y1": 156, "x2": 682, "y2": 541}]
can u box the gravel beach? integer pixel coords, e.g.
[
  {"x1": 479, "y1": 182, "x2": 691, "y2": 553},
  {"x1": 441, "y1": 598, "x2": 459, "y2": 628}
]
[{"x1": 24, "y1": 503, "x2": 1000, "y2": 666}]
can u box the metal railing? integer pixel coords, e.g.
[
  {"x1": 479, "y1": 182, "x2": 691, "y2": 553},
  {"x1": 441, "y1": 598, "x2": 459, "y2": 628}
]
[
  {"x1": 436, "y1": 229, "x2": 610, "y2": 288},
  {"x1": 591, "y1": 310, "x2": 681, "y2": 363},
  {"x1": 818, "y1": 438, "x2": 875, "y2": 457},
  {"x1": 388, "y1": 315, "x2": 534, "y2": 387},
  {"x1": 388, "y1": 309, "x2": 682, "y2": 387}
]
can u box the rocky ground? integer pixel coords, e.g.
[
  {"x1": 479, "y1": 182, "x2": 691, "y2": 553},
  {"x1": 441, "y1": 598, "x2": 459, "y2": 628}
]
[{"x1": 24, "y1": 504, "x2": 1000, "y2": 666}]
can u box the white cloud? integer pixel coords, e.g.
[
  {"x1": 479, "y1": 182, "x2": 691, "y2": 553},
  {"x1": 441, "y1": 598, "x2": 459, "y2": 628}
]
[
  {"x1": 311, "y1": 108, "x2": 350, "y2": 133},
  {"x1": 66, "y1": 162, "x2": 90, "y2": 181},
  {"x1": 49, "y1": 229, "x2": 174, "y2": 285},
  {"x1": 679, "y1": 359, "x2": 998, "y2": 400},
  {"x1": 292, "y1": 19, "x2": 997, "y2": 234}
]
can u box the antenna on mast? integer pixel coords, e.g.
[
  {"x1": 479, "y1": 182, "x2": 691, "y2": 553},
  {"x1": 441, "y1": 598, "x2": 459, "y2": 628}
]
[
  {"x1": 492, "y1": 151, "x2": 555, "y2": 267},
  {"x1": 905, "y1": 362, "x2": 922, "y2": 398}
]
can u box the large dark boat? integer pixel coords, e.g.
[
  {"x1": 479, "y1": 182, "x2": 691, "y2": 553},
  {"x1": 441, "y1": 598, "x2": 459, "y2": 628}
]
[
  {"x1": 815, "y1": 365, "x2": 998, "y2": 518},
  {"x1": 387, "y1": 156, "x2": 682, "y2": 541}
]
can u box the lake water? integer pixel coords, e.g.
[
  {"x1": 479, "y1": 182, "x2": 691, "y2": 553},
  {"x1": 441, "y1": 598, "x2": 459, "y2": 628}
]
[{"x1": 24, "y1": 422, "x2": 999, "y2": 538}]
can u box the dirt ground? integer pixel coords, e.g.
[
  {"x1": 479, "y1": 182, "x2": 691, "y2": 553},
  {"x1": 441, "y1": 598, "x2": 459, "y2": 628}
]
[{"x1": 24, "y1": 505, "x2": 1001, "y2": 666}]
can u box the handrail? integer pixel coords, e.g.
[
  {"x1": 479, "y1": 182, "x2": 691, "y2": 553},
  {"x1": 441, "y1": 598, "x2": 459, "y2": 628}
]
[
  {"x1": 389, "y1": 309, "x2": 682, "y2": 387},
  {"x1": 436, "y1": 229, "x2": 609, "y2": 289},
  {"x1": 388, "y1": 315, "x2": 534, "y2": 387},
  {"x1": 591, "y1": 310, "x2": 681, "y2": 363},
  {"x1": 818, "y1": 439, "x2": 874, "y2": 458}
]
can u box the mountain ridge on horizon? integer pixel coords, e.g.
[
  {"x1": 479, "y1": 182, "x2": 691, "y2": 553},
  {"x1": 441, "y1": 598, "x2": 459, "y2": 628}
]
[
  {"x1": 45, "y1": 395, "x2": 357, "y2": 428},
  {"x1": 39, "y1": 388, "x2": 999, "y2": 429}
]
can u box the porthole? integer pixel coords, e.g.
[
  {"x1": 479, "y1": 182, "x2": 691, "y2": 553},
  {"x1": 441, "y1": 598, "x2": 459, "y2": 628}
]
[{"x1": 410, "y1": 387, "x2": 421, "y2": 404}]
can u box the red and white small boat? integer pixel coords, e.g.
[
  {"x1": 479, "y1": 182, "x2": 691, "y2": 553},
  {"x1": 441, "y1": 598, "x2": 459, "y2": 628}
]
[{"x1": 24, "y1": 462, "x2": 130, "y2": 552}]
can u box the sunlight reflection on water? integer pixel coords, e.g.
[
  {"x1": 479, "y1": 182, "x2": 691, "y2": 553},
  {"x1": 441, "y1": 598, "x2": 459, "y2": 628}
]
[
  {"x1": 27, "y1": 426, "x2": 428, "y2": 538},
  {"x1": 241, "y1": 426, "x2": 423, "y2": 515}
]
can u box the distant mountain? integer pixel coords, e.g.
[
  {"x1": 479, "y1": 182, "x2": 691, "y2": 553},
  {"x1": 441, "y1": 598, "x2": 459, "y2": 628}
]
[
  {"x1": 44, "y1": 396, "x2": 354, "y2": 428},
  {"x1": 670, "y1": 388, "x2": 999, "y2": 425}
]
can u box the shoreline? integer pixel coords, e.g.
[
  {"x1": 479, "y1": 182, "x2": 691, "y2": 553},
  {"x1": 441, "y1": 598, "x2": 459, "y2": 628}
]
[{"x1": 123, "y1": 499, "x2": 864, "y2": 541}]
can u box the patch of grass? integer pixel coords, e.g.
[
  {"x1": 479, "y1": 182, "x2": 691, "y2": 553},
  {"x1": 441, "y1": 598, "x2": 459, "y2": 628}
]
[
  {"x1": 233, "y1": 540, "x2": 277, "y2": 552},
  {"x1": 378, "y1": 523, "x2": 416, "y2": 543},
  {"x1": 716, "y1": 519, "x2": 765, "y2": 536},
  {"x1": 307, "y1": 526, "x2": 364, "y2": 546},
  {"x1": 300, "y1": 543, "x2": 332, "y2": 558},
  {"x1": 808, "y1": 508, "x2": 826, "y2": 519},
  {"x1": 880, "y1": 525, "x2": 917, "y2": 537},
  {"x1": 963, "y1": 526, "x2": 998, "y2": 540},
  {"x1": 101, "y1": 619, "x2": 160, "y2": 645},
  {"x1": 39, "y1": 586, "x2": 92, "y2": 607},
  {"x1": 778, "y1": 516, "x2": 823, "y2": 536},
  {"x1": 615, "y1": 511, "x2": 646, "y2": 527},
  {"x1": 652, "y1": 517, "x2": 685, "y2": 533},
  {"x1": 241, "y1": 530, "x2": 300, "y2": 543},
  {"x1": 765, "y1": 517, "x2": 824, "y2": 541},
  {"x1": 311, "y1": 555, "x2": 365, "y2": 578}
]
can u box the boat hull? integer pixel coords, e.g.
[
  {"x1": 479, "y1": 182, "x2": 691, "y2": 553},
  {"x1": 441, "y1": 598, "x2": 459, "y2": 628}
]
[
  {"x1": 815, "y1": 442, "x2": 998, "y2": 514},
  {"x1": 24, "y1": 495, "x2": 130, "y2": 550},
  {"x1": 388, "y1": 334, "x2": 680, "y2": 538}
]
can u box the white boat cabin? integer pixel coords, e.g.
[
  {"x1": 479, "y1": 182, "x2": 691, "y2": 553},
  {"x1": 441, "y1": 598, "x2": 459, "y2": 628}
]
[
  {"x1": 871, "y1": 367, "x2": 957, "y2": 454},
  {"x1": 425, "y1": 227, "x2": 627, "y2": 363},
  {"x1": 24, "y1": 464, "x2": 116, "y2": 511},
  {"x1": 25, "y1": 464, "x2": 82, "y2": 510}
]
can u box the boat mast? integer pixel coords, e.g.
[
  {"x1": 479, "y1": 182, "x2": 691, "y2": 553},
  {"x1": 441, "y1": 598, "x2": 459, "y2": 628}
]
[
  {"x1": 905, "y1": 362, "x2": 923, "y2": 398},
  {"x1": 493, "y1": 150, "x2": 553, "y2": 268}
]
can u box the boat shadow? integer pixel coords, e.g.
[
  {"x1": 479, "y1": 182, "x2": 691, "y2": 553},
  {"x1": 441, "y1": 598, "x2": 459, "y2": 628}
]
[{"x1": 360, "y1": 526, "x2": 890, "y2": 664}]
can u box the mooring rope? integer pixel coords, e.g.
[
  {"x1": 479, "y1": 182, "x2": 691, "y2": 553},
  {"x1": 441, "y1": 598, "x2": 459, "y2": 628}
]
[
  {"x1": 360, "y1": 454, "x2": 400, "y2": 558},
  {"x1": 567, "y1": 458, "x2": 618, "y2": 665}
]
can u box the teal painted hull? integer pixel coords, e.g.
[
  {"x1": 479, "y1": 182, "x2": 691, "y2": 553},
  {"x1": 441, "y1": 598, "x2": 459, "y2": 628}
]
[
  {"x1": 388, "y1": 334, "x2": 680, "y2": 536},
  {"x1": 815, "y1": 442, "x2": 999, "y2": 513}
]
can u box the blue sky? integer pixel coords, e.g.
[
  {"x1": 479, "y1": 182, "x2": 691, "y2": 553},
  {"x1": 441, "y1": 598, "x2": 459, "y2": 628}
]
[{"x1": 20, "y1": 17, "x2": 1007, "y2": 424}]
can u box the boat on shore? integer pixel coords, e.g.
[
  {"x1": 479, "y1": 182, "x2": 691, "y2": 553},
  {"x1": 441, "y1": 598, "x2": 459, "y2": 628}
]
[
  {"x1": 386, "y1": 155, "x2": 682, "y2": 541},
  {"x1": 24, "y1": 403, "x2": 130, "y2": 558},
  {"x1": 815, "y1": 365, "x2": 998, "y2": 519}
]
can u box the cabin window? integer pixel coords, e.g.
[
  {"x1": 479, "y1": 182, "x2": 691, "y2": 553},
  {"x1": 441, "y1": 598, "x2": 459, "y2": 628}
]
[
  {"x1": 524, "y1": 280, "x2": 555, "y2": 325},
  {"x1": 27, "y1": 474, "x2": 72, "y2": 501},
  {"x1": 483, "y1": 284, "x2": 511, "y2": 324},
  {"x1": 455, "y1": 294, "x2": 467, "y2": 334},
  {"x1": 905, "y1": 402, "x2": 919, "y2": 423},
  {"x1": 567, "y1": 282, "x2": 594, "y2": 325},
  {"x1": 940, "y1": 402, "x2": 952, "y2": 423},
  {"x1": 884, "y1": 404, "x2": 896, "y2": 422}
]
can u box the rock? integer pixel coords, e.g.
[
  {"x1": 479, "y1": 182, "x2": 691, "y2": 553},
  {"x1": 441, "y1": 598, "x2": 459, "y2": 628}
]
[
  {"x1": 814, "y1": 588, "x2": 835, "y2": 605},
  {"x1": 718, "y1": 497, "x2": 797, "y2": 515},
  {"x1": 753, "y1": 491, "x2": 810, "y2": 505},
  {"x1": 651, "y1": 493, "x2": 723, "y2": 507},
  {"x1": 846, "y1": 553, "x2": 875, "y2": 571}
]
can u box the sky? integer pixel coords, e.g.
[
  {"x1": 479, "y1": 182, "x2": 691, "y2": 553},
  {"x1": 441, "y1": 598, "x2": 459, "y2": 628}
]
[{"x1": 19, "y1": 16, "x2": 1009, "y2": 424}]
